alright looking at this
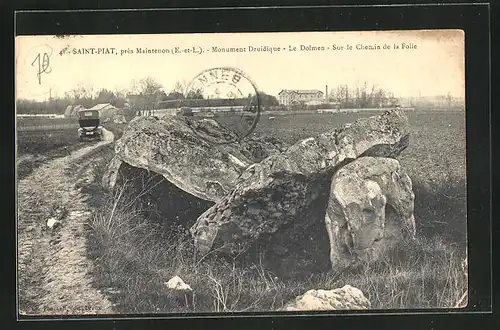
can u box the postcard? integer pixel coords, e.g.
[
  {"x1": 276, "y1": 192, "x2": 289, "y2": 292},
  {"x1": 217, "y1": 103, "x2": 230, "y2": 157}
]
[{"x1": 16, "y1": 30, "x2": 467, "y2": 316}]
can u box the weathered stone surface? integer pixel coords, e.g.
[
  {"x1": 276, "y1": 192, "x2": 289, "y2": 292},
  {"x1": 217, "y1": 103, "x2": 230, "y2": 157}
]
[
  {"x1": 112, "y1": 113, "x2": 127, "y2": 124},
  {"x1": 455, "y1": 255, "x2": 468, "y2": 307},
  {"x1": 102, "y1": 115, "x2": 287, "y2": 201},
  {"x1": 325, "y1": 156, "x2": 415, "y2": 268},
  {"x1": 101, "y1": 155, "x2": 122, "y2": 189},
  {"x1": 190, "y1": 109, "x2": 410, "y2": 256},
  {"x1": 281, "y1": 285, "x2": 371, "y2": 311}
]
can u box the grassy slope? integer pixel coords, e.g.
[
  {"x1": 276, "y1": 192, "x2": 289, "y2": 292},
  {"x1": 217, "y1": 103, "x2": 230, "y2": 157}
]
[{"x1": 84, "y1": 110, "x2": 467, "y2": 313}]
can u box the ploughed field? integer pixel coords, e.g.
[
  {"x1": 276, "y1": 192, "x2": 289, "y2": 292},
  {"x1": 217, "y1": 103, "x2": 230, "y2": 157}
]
[
  {"x1": 17, "y1": 117, "x2": 76, "y2": 128},
  {"x1": 16, "y1": 118, "x2": 94, "y2": 179},
  {"x1": 17, "y1": 118, "x2": 80, "y2": 155},
  {"x1": 17, "y1": 128, "x2": 80, "y2": 155}
]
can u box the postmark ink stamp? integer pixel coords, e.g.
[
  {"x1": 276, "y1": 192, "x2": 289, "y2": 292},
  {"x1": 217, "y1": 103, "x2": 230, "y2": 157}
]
[{"x1": 184, "y1": 67, "x2": 261, "y2": 144}]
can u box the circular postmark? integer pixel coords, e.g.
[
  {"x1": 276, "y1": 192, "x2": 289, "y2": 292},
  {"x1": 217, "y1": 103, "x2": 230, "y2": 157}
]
[{"x1": 184, "y1": 67, "x2": 261, "y2": 144}]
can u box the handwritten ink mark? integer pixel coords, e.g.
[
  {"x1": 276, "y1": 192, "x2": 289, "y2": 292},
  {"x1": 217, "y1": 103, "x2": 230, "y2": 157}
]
[
  {"x1": 59, "y1": 45, "x2": 70, "y2": 56},
  {"x1": 31, "y1": 52, "x2": 52, "y2": 85}
]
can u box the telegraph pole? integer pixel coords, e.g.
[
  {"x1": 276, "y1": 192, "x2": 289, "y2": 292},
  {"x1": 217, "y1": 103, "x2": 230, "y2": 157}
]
[{"x1": 48, "y1": 84, "x2": 53, "y2": 101}]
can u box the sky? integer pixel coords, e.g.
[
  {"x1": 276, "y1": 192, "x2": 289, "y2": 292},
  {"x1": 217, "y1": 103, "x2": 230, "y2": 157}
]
[{"x1": 16, "y1": 30, "x2": 464, "y2": 101}]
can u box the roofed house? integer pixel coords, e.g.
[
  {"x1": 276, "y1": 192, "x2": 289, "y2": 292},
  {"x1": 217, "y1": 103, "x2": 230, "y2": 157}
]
[
  {"x1": 278, "y1": 89, "x2": 324, "y2": 107},
  {"x1": 88, "y1": 103, "x2": 123, "y2": 121},
  {"x1": 88, "y1": 103, "x2": 117, "y2": 111}
]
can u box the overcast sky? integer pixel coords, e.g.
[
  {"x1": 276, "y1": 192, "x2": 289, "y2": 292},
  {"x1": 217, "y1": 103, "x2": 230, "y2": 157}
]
[{"x1": 16, "y1": 30, "x2": 464, "y2": 101}]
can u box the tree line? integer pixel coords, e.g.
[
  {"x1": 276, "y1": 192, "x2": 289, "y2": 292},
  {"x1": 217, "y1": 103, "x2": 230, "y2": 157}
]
[
  {"x1": 327, "y1": 83, "x2": 400, "y2": 109},
  {"x1": 16, "y1": 77, "x2": 280, "y2": 114},
  {"x1": 17, "y1": 76, "x2": 461, "y2": 115}
]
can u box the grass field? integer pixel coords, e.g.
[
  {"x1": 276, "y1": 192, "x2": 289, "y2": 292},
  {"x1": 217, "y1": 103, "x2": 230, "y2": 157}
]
[{"x1": 80, "y1": 109, "x2": 467, "y2": 313}]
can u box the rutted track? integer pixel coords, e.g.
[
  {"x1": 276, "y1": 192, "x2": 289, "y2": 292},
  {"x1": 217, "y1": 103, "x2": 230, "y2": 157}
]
[{"x1": 17, "y1": 129, "x2": 115, "y2": 315}]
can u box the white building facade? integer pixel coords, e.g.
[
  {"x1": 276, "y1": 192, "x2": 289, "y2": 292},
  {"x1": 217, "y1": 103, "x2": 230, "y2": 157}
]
[{"x1": 278, "y1": 89, "x2": 324, "y2": 107}]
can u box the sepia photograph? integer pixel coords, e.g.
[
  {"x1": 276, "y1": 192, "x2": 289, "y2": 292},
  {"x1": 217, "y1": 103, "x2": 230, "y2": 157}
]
[{"x1": 16, "y1": 29, "x2": 467, "y2": 316}]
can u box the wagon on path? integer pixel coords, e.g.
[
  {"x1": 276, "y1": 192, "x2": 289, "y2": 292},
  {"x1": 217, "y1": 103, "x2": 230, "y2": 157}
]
[{"x1": 77, "y1": 109, "x2": 103, "y2": 141}]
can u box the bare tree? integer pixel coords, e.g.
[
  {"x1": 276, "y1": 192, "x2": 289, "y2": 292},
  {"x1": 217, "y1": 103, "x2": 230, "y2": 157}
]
[
  {"x1": 372, "y1": 88, "x2": 386, "y2": 108},
  {"x1": 172, "y1": 81, "x2": 186, "y2": 94},
  {"x1": 446, "y1": 92, "x2": 453, "y2": 109},
  {"x1": 354, "y1": 84, "x2": 361, "y2": 107},
  {"x1": 129, "y1": 79, "x2": 141, "y2": 95},
  {"x1": 386, "y1": 91, "x2": 399, "y2": 107},
  {"x1": 368, "y1": 84, "x2": 377, "y2": 107},
  {"x1": 335, "y1": 85, "x2": 348, "y2": 105},
  {"x1": 165, "y1": 80, "x2": 188, "y2": 100},
  {"x1": 63, "y1": 84, "x2": 96, "y2": 107},
  {"x1": 66, "y1": 84, "x2": 91, "y2": 100},
  {"x1": 361, "y1": 82, "x2": 368, "y2": 108},
  {"x1": 186, "y1": 87, "x2": 204, "y2": 99},
  {"x1": 143, "y1": 77, "x2": 166, "y2": 109},
  {"x1": 328, "y1": 87, "x2": 336, "y2": 103},
  {"x1": 140, "y1": 77, "x2": 164, "y2": 99}
]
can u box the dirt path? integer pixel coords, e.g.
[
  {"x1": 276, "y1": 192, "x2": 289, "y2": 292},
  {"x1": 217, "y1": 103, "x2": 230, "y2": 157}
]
[{"x1": 17, "y1": 129, "x2": 115, "y2": 315}]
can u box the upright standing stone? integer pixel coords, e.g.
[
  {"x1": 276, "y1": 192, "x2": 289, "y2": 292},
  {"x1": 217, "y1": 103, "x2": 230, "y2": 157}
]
[{"x1": 325, "y1": 156, "x2": 415, "y2": 268}]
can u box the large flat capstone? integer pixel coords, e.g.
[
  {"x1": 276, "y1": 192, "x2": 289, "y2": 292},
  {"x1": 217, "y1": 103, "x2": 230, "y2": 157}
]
[{"x1": 102, "y1": 115, "x2": 287, "y2": 202}]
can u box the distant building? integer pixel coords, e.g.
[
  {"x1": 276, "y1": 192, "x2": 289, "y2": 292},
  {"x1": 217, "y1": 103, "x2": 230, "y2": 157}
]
[
  {"x1": 88, "y1": 103, "x2": 117, "y2": 112},
  {"x1": 88, "y1": 103, "x2": 122, "y2": 121},
  {"x1": 278, "y1": 89, "x2": 324, "y2": 107}
]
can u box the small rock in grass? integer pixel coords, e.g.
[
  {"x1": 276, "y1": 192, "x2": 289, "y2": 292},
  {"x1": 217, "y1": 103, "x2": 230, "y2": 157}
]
[
  {"x1": 281, "y1": 285, "x2": 371, "y2": 311},
  {"x1": 165, "y1": 276, "x2": 192, "y2": 292},
  {"x1": 46, "y1": 217, "x2": 60, "y2": 229}
]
